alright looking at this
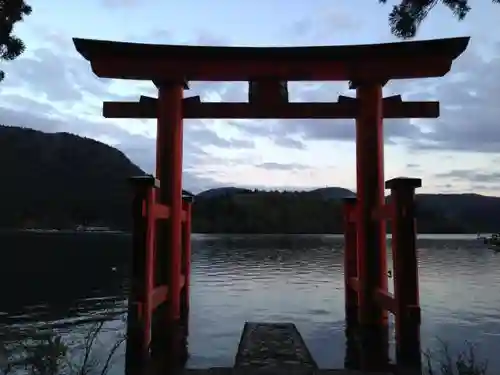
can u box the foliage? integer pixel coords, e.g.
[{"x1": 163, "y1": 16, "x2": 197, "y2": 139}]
[
  {"x1": 0, "y1": 0, "x2": 32, "y2": 81},
  {"x1": 192, "y1": 189, "x2": 345, "y2": 234},
  {"x1": 379, "y1": 0, "x2": 500, "y2": 39},
  {"x1": 2, "y1": 125, "x2": 500, "y2": 234},
  {"x1": 0, "y1": 125, "x2": 142, "y2": 230},
  {"x1": 0, "y1": 319, "x2": 125, "y2": 375},
  {"x1": 191, "y1": 189, "x2": 492, "y2": 234},
  {"x1": 424, "y1": 340, "x2": 489, "y2": 375}
]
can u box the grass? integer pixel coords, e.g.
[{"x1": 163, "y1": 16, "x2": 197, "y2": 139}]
[
  {"x1": 0, "y1": 316, "x2": 125, "y2": 375},
  {"x1": 0, "y1": 322, "x2": 492, "y2": 375},
  {"x1": 423, "y1": 339, "x2": 489, "y2": 375}
]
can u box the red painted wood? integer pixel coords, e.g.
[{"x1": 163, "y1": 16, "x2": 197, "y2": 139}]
[
  {"x1": 180, "y1": 274, "x2": 186, "y2": 288},
  {"x1": 355, "y1": 83, "x2": 388, "y2": 327},
  {"x1": 157, "y1": 83, "x2": 184, "y2": 322},
  {"x1": 348, "y1": 277, "x2": 360, "y2": 292},
  {"x1": 371, "y1": 202, "x2": 394, "y2": 221},
  {"x1": 387, "y1": 178, "x2": 422, "y2": 368},
  {"x1": 374, "y1": 289, "x2": 396, "y2": 314},
  {"x1": 148, "y1": 276, "x2": 187, "y2": 313},
  {"x1": 102, "y1": 100, "x2": 440, "y2": 120},
  {"x1": 141, "y1": 201, "x2": 170, "y2": 219},
  {"x1": 343, "y1": 198, "x2": 358, "y2": 322},
  {"x1": 152, "y1": 203, "x2": 170, "y2": 219},
  {"x1": 126, "y1": 179, "x2": 155, "y2": 373},
  {"x1": 143, "y1": 187, "x2": 156, "y2": 352},
  {"x1": 151, "y1": 285, "x2": 169, "y2": 311},
  {"x1": 90, "y1": 56, "x2": 454, "y2": 82},
  {"x1": 181, "y1": 199, "x2": 192, "y2": 323}
]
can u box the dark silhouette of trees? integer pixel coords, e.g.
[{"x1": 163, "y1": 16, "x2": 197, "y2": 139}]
[
  {"x1": 380, "y1": 0, "x2": 499, "y2": 39},
  {"x1": 0, "y1": 0, "x2": 32, "y2": 81},
  {"x1": 1, "y1": 125, "x2": 500, "y2": 234}
]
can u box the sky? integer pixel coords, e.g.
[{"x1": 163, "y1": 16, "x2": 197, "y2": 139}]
[{"x1": 2, "y1": 0, "x2": 500, "y2": 194}]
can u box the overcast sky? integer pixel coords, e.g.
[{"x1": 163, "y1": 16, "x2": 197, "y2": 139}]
[{"x1": 2, "y1": 0, "x2": 500, "y2": 194}]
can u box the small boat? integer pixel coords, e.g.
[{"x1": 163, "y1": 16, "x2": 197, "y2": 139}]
[{"x1": 477, "y1": 233, "x2": 500, "y2": 252}]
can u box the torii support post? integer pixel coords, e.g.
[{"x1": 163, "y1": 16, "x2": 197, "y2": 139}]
[
  {"x1": 386, "y1": 177, "x2": 422, "y2": 371},
  {"x1": 353, "y1": 81, "x2": 389, "y2": 371},
  {"x1": 125, "y1": 176, "x2": 157, "y2": 375},
  {"x1": 151, "y1": 82, "x2": 184, "y2": 362},
  {"x1": 180, "y1": 195, "x2": 193, "y2": 330},
  {"x1": 342, "y1": 197, "x2": 358, "y2": 327},
  {"x1": 342, "y1": 197, "x2": 360, "y2": 371},
  {"x1": 125, "y1": 175, "x2": 190, "y2": 373},
  {"x1": 126, "y1": 175, "x2": 181, "y2": 373}
]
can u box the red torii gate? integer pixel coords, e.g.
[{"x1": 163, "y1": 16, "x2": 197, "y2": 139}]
[{"x1": 73, "y1": 36, "x2": 469, "y2": 372}]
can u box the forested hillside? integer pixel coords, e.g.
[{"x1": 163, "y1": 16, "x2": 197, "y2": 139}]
[{"x1": 0, "y1": 125, "x2": 498, "y2": 234}]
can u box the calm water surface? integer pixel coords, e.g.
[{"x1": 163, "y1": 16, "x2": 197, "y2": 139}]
[{"x1": 0, "y1": 232, "x2": 499, "y2": 373}]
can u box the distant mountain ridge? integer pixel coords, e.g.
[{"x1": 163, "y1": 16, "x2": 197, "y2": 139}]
[
  {"x1": 0, "y1": 125, "x2": 498, "y2": 234},
  {"x1": 196, "y1": 187, "x2": 253, "y2": 199},
  {"x1": 196, "y1": 186, "x2": 356, "y2": 200}
]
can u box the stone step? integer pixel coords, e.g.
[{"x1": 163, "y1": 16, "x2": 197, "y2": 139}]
[
  {"x1": 234, "y1": 322, "x2": 318, "y2": 370},
  {"x1": 178, "y1": 369, "x2": 393, "y2": 375}
]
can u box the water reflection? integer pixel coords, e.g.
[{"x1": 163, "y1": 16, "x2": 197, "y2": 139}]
[
  {"x1": 0, "y1": 231, "x2": 129, "y2": 325},
  {"x1": 0, "y1": 232, "x2": 499, "y2": 373}
]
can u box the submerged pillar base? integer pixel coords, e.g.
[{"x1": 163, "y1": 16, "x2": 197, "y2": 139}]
[{"x1": 357, "y1": 323, "x2": 390, "y2": 372}]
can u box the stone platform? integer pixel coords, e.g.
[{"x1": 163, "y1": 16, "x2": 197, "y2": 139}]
[
  {"x1": 180, "y1": 370, "x2": 390, "y2": 375},
  {"x1": 234, "y1": 322, "x2": 317, "y2": 371},
  {"x1": 172, "y1": 322, "x2": 394, "y2": 375}
]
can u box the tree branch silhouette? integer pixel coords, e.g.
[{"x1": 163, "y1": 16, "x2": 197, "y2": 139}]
[
  {"x1": 379, "y1": 0, "x2": 500, "y2": 39},
  {"x1": 0, "y1": 0, "x2": 32, "y2": 81}
]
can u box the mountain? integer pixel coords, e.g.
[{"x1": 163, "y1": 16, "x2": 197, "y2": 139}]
[
  {"x1": 191, "y1": 188, "x2": 468, "y2": 234},
  {"x1": 0, "y1": 125, "x2": 498, "y2": 234},
  {"x1": 416, "y1": 194, "x2": 500, "y2": 233},
  {"x1": 0, "y1": 125, "x2": 145, "y2": 230},
  {"x1": 196, "y1": 187, "x2": 252, "y2": 199},
  {"x1": 196, "y1": 187, "x2": 356, "y2": 200},
  {"x1": 310, "y1": 187, "x2": 356, "y2": 200}
]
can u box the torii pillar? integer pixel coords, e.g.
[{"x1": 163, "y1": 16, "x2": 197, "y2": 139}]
[
  {"x1": 151, "y1": 81, "x2": 185, "y2": 359},
  {"x1": 352, "y1": 80, "x2": 389, "y2": 369}
]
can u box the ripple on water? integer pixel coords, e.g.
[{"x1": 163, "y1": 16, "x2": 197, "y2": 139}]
[{"x1": 1, "y1": 233, "x2": 500, "y2": 372}]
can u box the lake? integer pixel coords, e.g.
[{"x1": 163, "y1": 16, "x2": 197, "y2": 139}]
[{"x1": 0, "y1": 232, "x2": 499, "y2": 374}]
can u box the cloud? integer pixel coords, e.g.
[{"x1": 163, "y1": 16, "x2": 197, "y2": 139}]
[
  {"x1": 394, "y1": 41, "x2": 500, "y2": 153},
  {"x1": 186, "y1": 123, "x2": 251, "y2": 149},
  {"x1": 2, "y1": 45, "x2": 112, "y2": 102},
  {"x1": 6, "y1": 12, "x2": 500, "y2": 194},
  {"x1": 0, "y1": 29, "x2": 262, "y2": 192},
  {"x1": 434, "y1": 170, "x2": 500, "y2": 184},
  {"x1": 432, "y1": 169, "x2": 500, "y2": 194},
  {"x1": 202, "y1": 80, "x2": 426, "y2": 146},
  {"x1": 100, "y1": 0, "x2": 140, "y2": 7},
  {"x1": 286, "y1": 7, "x2": 360, "y2": 42},
  {"x1": 216, "y1": 40, "x2": 500, "y2": 155},
  {"x1": 0, "y1": 92, "x2": 231, "y2": 193},
  {"x1": 257, "y1": 162, "x2": 309, "y2": 171}
]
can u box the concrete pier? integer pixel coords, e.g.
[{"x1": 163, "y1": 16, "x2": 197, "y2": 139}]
[
  {"x1": 173, "y1": 322, "x2": 394, "y2": 375},
  {"x1": 235, "y1": 322, "x2": 318, "y2": 371}
]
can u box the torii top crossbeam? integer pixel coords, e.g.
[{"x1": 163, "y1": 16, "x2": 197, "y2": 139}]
[{"x1": 73, "y1": 37, "x2": 469, "y2": 82}]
